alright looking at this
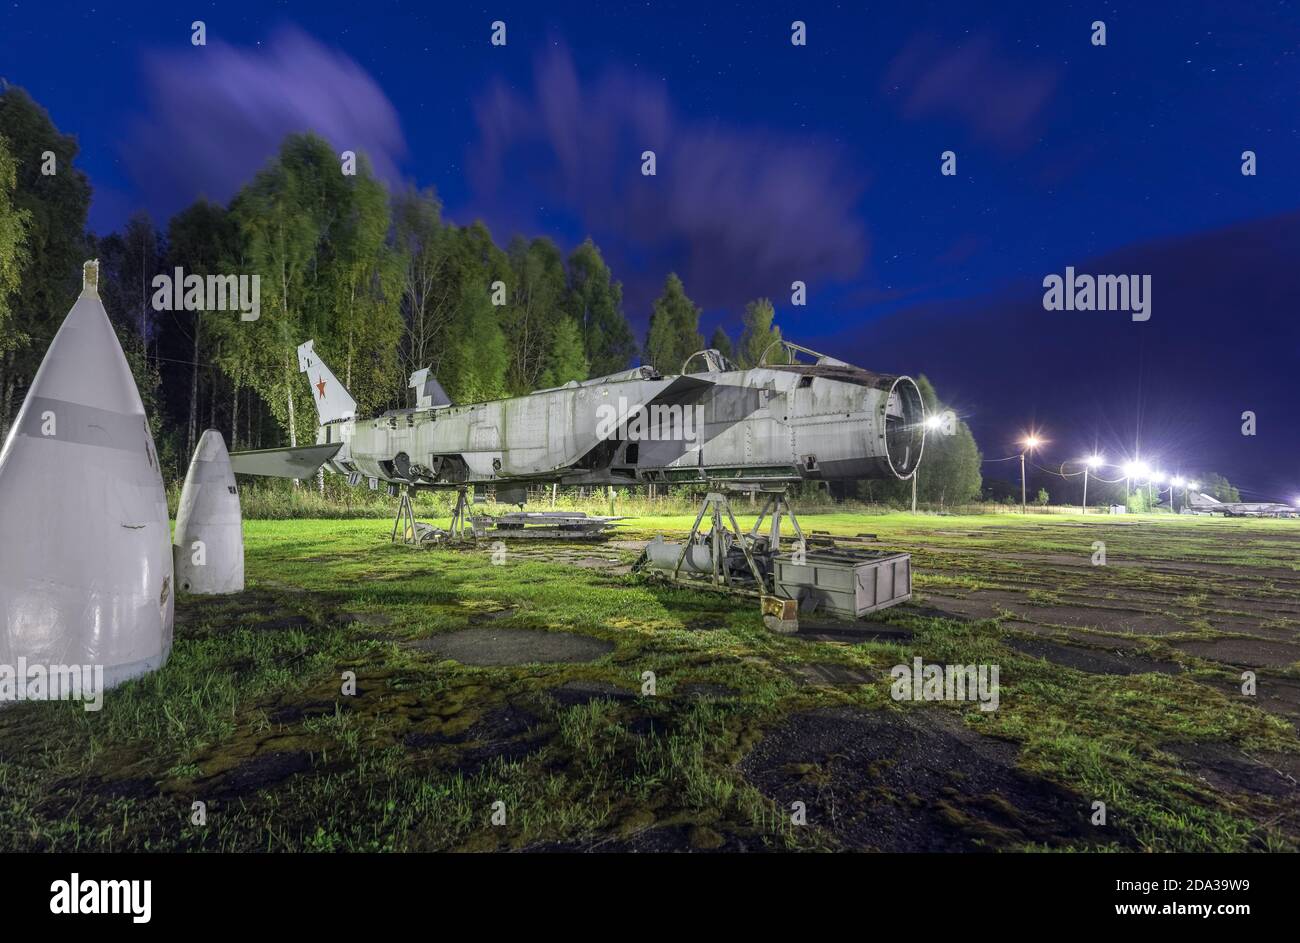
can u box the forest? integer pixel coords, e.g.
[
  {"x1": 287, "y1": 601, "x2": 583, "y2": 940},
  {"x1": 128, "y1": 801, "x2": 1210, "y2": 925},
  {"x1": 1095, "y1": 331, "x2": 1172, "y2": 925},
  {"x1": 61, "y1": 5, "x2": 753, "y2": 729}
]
[{"x1": 0, "y1": 82, "x2": 984, "y2": 505}]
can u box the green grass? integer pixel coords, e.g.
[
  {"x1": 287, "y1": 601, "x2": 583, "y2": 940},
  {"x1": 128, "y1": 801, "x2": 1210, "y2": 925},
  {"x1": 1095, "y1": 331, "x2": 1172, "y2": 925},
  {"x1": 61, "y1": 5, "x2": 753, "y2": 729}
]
[{"x1": 0, "y1": 510, "x2": 1295, "y2": 852}]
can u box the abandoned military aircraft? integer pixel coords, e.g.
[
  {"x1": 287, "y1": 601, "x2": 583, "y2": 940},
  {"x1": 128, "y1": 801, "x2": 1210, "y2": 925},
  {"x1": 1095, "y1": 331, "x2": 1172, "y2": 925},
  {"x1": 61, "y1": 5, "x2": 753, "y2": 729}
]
[
  {"x1": 228, "y1": 339, "x2": 927, "y2": 621},
  {"x1": 229, "y1": 339, "x2": 927, "y2": 499}
]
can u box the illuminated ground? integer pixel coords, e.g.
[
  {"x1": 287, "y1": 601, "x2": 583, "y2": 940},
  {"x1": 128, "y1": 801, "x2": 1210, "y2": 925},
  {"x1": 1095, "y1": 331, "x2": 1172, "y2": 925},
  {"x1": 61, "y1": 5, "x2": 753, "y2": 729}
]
[{"x1": 1, "y1": 511, "x2": 1296, "y2": 851}]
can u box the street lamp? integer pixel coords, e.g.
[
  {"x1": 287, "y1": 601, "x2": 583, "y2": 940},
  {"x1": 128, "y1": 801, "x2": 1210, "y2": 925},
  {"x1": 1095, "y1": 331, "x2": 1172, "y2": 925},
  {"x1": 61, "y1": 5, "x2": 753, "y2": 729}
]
[
  {"x1": 1021, "y1": 434, "x2": 1042, "y2": 514},
  {"x1": 1083, "y1": 454, "x2": 1103, "y2": 514},
  {"x1": 1171, "y1": 475, "x2": 1185, "y2": 514}
]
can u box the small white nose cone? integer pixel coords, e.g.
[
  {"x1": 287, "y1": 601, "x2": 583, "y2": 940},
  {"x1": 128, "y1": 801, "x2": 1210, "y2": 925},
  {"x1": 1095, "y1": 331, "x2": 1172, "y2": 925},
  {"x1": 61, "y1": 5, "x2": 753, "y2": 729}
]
[
  {"x1": 0, "y1": 261, "x2": 173, "y2": 691},
  {"x1": 174, "y1": 430, "x2": 244, "y2": 594}
]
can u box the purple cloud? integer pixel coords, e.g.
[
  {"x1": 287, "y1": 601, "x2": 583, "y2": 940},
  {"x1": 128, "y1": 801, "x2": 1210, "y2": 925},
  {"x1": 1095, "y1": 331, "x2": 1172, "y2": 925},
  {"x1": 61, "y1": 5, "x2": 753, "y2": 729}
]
[
  {"x1": 883, "y1": 33, "x2": 1058, "y2": 149},
  {"x1": 466, "y1": 46, "x2": 869, "y2": 315},
  {"x1": 125, "y1": 28, "x2": 406, "y2": 220}
]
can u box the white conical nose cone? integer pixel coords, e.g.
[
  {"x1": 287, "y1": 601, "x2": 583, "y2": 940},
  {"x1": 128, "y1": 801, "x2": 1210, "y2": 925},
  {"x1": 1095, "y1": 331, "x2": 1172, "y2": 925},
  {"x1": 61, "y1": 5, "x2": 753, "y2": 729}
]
[
  {"x1": 174, "y1": 429, "x2": 244, "y2": 594},
  {"x1": 0, "y1": 271, "x2": 173, "y2": 692}
]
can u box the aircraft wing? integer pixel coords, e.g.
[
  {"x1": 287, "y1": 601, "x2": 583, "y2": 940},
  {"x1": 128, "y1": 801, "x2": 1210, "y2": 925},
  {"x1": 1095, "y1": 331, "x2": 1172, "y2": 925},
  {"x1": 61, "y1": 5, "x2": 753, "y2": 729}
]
[{"x1": 229, "y1": 443, "x2": 342, "y2": 479}]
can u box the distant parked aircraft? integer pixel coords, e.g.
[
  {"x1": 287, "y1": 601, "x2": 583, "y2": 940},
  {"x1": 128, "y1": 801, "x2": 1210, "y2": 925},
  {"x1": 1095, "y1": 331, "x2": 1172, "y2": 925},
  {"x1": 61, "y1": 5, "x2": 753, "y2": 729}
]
[{"x1": 1184, "y1": 491, "x2": 1298, "y2": 518}]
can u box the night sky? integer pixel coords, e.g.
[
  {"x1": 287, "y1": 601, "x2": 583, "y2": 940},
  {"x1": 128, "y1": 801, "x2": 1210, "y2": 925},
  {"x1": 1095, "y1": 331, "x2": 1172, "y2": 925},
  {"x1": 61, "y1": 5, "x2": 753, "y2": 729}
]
[{"x1": 2, "y1": 1, "x2": 1298, "y2": 498}]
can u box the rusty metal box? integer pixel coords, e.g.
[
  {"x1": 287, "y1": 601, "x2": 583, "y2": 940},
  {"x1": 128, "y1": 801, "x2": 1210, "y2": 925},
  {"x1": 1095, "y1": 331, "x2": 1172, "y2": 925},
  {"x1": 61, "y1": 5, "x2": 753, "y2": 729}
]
[{"x1": 773, "y1": 549, "x2": 912, "y2": 618}]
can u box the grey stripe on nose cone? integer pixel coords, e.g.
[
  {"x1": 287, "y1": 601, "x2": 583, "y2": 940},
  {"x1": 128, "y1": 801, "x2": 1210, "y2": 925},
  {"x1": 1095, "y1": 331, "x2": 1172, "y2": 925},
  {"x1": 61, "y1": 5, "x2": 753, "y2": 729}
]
[
  {"x1": 173, "y1": 429, "x2": 244, "y2": 595},
  {"x1": 0, "y1": 270, "x2": 173, "y2": 692},
  {"x1": 15, "y1": 396, "x2": 154, "y2": 454}
]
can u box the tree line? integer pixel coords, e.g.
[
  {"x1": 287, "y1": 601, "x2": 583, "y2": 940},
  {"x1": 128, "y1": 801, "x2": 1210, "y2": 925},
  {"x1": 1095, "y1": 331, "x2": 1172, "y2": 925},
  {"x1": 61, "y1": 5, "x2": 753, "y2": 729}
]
[{"x1": 0, "y1": 82, "x2": 990, "y2": 506}]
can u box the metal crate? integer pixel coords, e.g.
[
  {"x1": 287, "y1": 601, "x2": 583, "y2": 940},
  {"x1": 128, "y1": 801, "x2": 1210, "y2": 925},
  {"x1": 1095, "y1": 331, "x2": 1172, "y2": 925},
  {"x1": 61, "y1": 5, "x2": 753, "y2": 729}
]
[{"x1": 773, "y1": 549, "x2": 912, "y2": 618}]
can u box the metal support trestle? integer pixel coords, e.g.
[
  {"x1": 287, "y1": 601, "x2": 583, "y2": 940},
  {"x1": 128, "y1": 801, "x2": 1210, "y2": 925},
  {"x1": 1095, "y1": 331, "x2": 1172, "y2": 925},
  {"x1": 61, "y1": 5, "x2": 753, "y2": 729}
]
[{"x1": 391, "y1": 485, "x2": 420, "y2": 544}]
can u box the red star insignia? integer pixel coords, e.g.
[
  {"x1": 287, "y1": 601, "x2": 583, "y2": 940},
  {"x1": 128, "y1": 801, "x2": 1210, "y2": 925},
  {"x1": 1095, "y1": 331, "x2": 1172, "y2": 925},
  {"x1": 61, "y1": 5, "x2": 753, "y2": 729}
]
[{"x1": 316, "y1": 377, "x2": 327, "y2": 400}]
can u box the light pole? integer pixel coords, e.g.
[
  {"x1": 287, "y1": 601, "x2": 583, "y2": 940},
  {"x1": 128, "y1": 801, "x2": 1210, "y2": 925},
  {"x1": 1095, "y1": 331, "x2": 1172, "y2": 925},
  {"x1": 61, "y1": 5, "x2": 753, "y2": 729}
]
[
  {"x1": 1020, "y1": 435, "x2": 1041, "y2": 514},
  {"x1": 1083, "y1": 454, "x2": 1103, "y2": 514}
]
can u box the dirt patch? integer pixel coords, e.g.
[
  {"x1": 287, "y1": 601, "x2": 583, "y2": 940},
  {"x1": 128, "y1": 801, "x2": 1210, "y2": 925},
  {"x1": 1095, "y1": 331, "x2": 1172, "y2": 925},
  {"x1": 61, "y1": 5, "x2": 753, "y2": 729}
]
[
  {"x1": 1005, "y1": 638, "x2": 1181, "y2": 676},
  {"x1": 407, "y1": 627, "x2": 615, "y2": 666},
  {"x1": 925, "y1": 591, "x2": 1194, "y2": 637},
  {"x1": 1195, "y1": 674, "x2": 1300, "y2": 723},
  {"x1": 86, "y1": 776, "x2": 158, "y2": 800},
  {"x1": 919, "y1": 592, "x2": 1017, "y2": 622},
  {"x1": 797, "y1": 622, "x2": 914, "y2": 644},
  {"x1": 546, "y1": 680, "x2": 638, "y2": 707},
  {"x1": 254, "y1": 614, "x2": 315, "y2": 631},
  {"x1": 1165, "y1": 742, "x2": 1300, "y2": 798},
  {"x1": 211, "y1": 751, "x2": 312, "y2": 796},
  {"x1": 176, "y1": 589, "x2": 294, "y2": 631},
  {"x1": 675, "y1": 682, "x2": 738, "y2": 701},
  {"x1": 740, "y1": 706, "x2": 1098, "y2": 851},
  {"x1": 267, "y1": 700, "x2": 347, "y2": 725},
  {"x1": 609, "y1": 540, "x2": 651, "y2": 553},
  {"x1": 783, "y1": 662, "x2": 876, "y2": 686},
  {"x1": 1173, "y1": 638, "x2": 1300, "y2": 670},
  {"x1": 453, "y1": 737, "x2": 548, "y2": 776},
  {"x1": 526, "y1": 823, "x2": 758, "y2": 852},
  {"x1": 468, "y1": 607, "x2": 518, "y2": 624},
  {"x1": 573, "y1": 557, "x2": 622, "y2": 569},
  {"x1": 464, "y1": 704, "x2": 540, "y2": 741},
  {"x1": 1012, "y1": 603, "x2": 1190, "y2": 636},
  {"x1": 403, "y1": 702, "x2": 549, "y2": 773},
  {"x1": 685, "y1": 620, "x2": 731, "y2": 632}
]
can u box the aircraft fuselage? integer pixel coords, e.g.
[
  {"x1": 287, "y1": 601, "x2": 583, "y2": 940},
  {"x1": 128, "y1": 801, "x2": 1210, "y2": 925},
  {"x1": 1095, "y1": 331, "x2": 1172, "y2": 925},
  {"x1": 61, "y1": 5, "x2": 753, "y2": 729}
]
[{"x1": 316, "y1": 360, "x2": 925, "y2": 492}]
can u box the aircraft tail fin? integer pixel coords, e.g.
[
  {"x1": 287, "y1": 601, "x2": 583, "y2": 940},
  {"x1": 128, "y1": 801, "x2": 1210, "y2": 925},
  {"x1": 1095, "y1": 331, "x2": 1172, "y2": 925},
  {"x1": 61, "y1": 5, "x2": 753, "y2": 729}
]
[
  {"x1": 298, "y1": 340, "x2": 357, "y2": 423},
  {"x1": 409, "y1": 368, "x2": 452, "y2": 409}
]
